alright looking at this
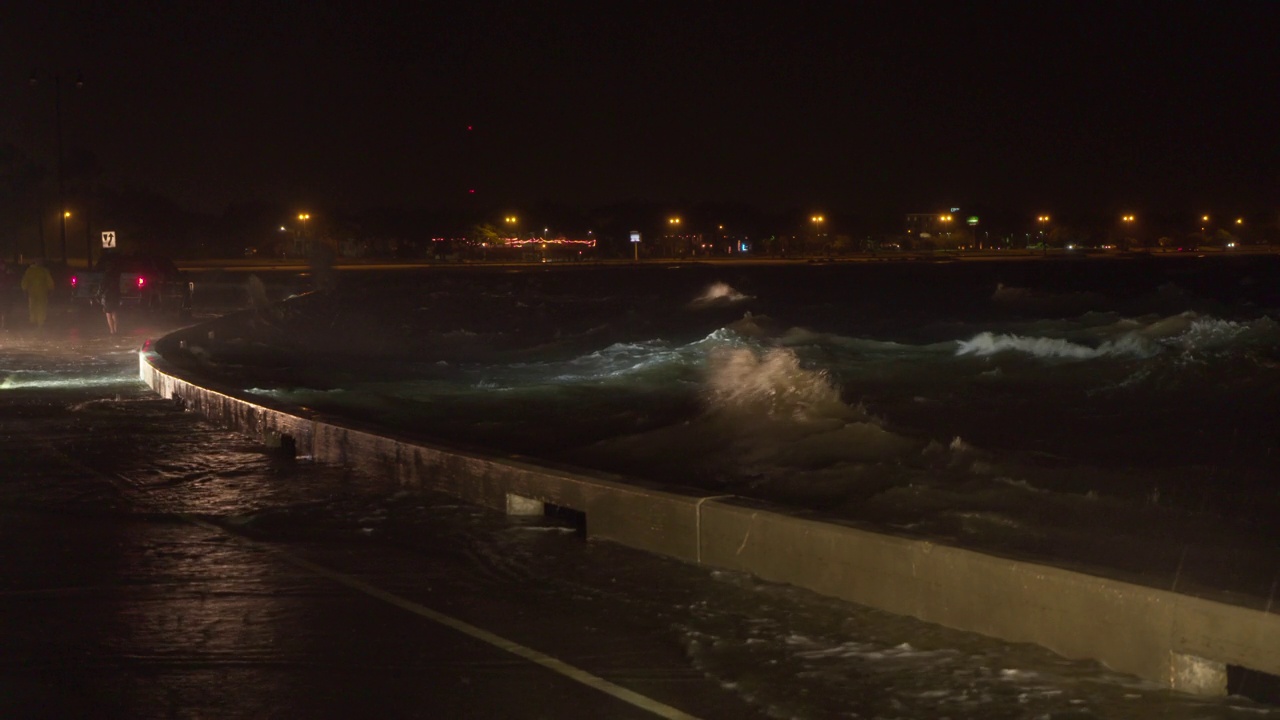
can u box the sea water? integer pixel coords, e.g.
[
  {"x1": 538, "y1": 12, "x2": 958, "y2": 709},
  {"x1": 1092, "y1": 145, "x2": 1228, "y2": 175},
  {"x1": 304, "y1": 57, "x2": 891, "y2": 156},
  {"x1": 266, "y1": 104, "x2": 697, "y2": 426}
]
[{"x1": 238, "y1": 258, "x2": 1280, "y2": 600}]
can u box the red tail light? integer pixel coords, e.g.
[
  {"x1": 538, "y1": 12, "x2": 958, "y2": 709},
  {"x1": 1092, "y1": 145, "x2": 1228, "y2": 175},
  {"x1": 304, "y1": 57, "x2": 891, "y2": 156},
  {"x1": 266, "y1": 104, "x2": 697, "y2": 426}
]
[
  {"x1": 70, "y1": 276, "x2": 78, "y2": 287},
  {"x1": 137, "y1": 276, "x2": 147, "y2": 288}
]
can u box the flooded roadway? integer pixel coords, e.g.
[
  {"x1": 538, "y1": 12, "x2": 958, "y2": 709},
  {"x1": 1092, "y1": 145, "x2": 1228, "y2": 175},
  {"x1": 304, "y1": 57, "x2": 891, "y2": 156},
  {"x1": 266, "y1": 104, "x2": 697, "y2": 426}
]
[{"x1": 1, "y1": 292, "x2": 1276, "y2": 718}]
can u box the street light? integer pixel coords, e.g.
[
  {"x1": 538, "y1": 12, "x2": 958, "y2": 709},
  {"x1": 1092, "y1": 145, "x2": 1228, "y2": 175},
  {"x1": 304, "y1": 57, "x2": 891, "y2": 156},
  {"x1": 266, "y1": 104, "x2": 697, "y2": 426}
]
[
  {"x1": 298, "y1": 213, "x2": 310, "y2": 237},
  {"x1": 1037, "y1": 215, "x2": 1050, "y2": 255},
  {"x1": 1120, "y1": 214, "x2": 1136, "y2": 249}
]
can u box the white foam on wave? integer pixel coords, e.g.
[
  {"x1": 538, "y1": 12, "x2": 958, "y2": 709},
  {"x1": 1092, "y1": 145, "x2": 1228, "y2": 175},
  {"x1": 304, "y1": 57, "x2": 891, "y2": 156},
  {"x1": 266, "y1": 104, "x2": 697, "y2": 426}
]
[
  {"x1": 958, "y1": 313, "x2": 1280, "y2": 363},
  {"x1": 689, "y1": 281, "x2": 753, "y2": 308},
  {"x1": 698, "y1": 345, "x2": 920, "y2": 469},
  {"x1": 1163, "y1": 314, "x2": 1280, "y2": 352},
  {"x1": 705, "y1": 346, "x2": 847, "y2": 420},
  {"x1": 955, "y1": 331, "x2": 1159, "y2": 360}
]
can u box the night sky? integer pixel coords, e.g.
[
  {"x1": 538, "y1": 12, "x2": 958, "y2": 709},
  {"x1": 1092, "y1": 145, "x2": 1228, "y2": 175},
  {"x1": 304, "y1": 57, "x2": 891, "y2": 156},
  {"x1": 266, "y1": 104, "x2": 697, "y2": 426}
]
[{"x1": 3, "y1": 1, "x2": 1277, "y2": 218}]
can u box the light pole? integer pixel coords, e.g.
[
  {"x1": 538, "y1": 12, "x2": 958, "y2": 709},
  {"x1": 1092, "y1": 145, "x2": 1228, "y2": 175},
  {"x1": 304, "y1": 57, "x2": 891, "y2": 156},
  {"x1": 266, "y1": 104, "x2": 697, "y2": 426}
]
[
  {"x1": 939, "y1": 214, "x2": 953, "y2": 250},
  {"x1": 1037, "y1": 215, "x2": 1050, "y2": 256},
  {"x1": 30, "y1": 71, "x2": 83, "y2": 264},
  {"x1": 1121, "y1": 214, "x2": 1135, "y2": 251},
  {"x1": 295, "y1": 213, "x2": 311, "y2": 257}
]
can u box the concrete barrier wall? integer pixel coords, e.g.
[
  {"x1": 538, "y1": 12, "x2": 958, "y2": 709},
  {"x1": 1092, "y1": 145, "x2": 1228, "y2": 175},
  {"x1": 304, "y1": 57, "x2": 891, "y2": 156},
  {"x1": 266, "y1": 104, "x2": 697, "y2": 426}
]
[{"x1": 139, "y1": 340, "x2": 1280, "y2": 696}]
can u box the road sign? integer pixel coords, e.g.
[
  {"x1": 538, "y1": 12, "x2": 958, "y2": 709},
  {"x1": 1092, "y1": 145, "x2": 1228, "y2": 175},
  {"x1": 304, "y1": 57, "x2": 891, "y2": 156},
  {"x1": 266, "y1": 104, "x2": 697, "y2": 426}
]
[
  {"x1": 630, "y1": 231, "x2": 641, "y2": 243},
  {"x1": 101, "y1": 231, "x2": 116, "y2": 249}
]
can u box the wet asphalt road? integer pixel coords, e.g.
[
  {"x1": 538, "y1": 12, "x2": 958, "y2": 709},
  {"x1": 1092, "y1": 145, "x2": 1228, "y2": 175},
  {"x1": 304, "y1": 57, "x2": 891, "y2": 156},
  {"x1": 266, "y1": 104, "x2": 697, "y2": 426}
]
[
  {"x1": 0, "y1": 308, "x2": 762, "y2": 720},
  {"x1": 3, "y1": 295, "x2": 1279, "y2": 719}
]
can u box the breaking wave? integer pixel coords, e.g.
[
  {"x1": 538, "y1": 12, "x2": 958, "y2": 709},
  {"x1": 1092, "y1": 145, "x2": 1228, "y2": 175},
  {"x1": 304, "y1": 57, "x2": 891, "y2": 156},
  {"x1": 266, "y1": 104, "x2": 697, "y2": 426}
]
[
  {"x1": 954, "y1": 313, "x2": 1280, "y2": 360},
  {"x1": 689, "y1": 281, "x2": 753, "y2": 308},
  {"x1": 955, "y1": 331, "x2": 1158, "y2": 360},
  {"x1": 705, "y1": 346, "x2": 846, "y2": 420}
]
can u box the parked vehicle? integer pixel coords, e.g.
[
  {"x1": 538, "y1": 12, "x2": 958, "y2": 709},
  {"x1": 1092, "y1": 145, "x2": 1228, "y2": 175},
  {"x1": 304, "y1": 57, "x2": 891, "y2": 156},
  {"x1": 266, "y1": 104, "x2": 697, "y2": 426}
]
[{"x1": 70, "y1": 253, "x2": 193, "y2": 317}]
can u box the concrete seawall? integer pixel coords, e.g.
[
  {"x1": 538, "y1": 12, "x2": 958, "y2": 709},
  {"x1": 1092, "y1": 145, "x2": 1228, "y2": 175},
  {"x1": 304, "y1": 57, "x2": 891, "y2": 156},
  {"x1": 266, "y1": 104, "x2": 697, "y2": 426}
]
[{"x1": 139, "y1": 327, "x2": 1280, "y2": 698}]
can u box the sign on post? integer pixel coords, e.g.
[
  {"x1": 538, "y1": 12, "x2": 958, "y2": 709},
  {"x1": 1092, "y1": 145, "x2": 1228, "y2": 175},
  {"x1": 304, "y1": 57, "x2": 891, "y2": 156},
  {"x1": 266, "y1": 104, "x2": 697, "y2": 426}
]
[
  {"x1": 101, "y1": 231, "x2": 117, "y2": 249},
  {"x1": 630, "y1": 231, "x2": 641, "y2": 261}
]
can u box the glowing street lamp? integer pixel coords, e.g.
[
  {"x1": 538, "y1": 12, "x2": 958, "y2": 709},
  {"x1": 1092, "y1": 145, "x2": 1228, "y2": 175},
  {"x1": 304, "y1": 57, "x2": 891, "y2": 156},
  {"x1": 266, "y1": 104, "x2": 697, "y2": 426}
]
[
  {"x1": 298, "y1": 213, "x2": 311, "y2": 238},
  {"x1": 1037, "y1": 215, "x2": 1050, "y2": 255}
]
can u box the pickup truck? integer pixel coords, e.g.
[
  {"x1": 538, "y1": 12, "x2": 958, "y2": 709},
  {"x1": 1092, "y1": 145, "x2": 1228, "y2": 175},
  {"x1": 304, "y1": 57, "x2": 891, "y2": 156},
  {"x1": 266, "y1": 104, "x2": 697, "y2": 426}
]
[{"x1": 69, "y1": 253, "x2": 193, "y2": 317}]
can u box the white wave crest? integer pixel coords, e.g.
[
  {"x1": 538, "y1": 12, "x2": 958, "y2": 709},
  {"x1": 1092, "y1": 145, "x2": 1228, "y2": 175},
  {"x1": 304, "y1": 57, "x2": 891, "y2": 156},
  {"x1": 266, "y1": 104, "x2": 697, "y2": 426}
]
[
  {"x1": 955, "y1": 331, "x2": 1159, "y2": 360},
  {"x1": 1166, "y1": 316, "x2": 1269, "y2": 351}
]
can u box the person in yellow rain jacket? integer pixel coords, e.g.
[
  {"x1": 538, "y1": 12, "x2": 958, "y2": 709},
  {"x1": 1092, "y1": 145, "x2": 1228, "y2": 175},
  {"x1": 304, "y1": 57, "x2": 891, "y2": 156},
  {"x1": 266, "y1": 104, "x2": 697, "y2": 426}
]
[{"x1": 20, "y1": 258, "x2": 55, "y2": 329}]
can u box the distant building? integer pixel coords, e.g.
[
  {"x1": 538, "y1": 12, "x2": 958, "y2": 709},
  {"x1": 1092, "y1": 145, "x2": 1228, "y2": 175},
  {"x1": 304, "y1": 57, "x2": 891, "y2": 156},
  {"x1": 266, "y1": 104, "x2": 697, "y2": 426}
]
[
  {"x1": 905, "y1": 211, "x2": 975, "y2": 249},
  {"x1": 905, "y1": 212, "x2": 957, "y2": 237}
]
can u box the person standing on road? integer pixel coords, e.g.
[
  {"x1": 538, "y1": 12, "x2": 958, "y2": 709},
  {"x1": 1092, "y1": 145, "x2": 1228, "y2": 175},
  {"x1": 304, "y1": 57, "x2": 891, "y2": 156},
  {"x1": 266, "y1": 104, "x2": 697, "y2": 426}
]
[
  {"x1": 100, "y1": 267, "x2": 121, "y2": 335},
  {"x1": 20, "y1": 258, "x2": 55, "y2": 329}
]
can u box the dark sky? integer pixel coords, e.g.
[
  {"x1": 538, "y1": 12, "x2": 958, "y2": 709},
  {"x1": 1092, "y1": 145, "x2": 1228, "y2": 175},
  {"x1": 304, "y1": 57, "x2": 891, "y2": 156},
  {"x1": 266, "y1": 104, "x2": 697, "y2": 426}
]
[{"x1": 3, "y1": 1, "x2": 1277, "y2": 217}]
